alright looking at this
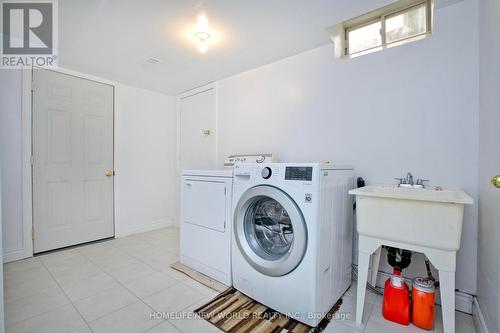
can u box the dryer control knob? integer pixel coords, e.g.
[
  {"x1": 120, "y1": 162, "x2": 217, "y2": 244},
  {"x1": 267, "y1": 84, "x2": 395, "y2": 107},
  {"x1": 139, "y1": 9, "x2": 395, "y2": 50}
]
[{"x1": 261, "y1": 167, "x2": 272, "y2": 179}]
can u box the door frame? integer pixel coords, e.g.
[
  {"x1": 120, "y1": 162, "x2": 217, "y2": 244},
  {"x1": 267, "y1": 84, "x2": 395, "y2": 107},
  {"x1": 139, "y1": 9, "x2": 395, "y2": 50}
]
[{"x1": 21, "y1": 67, "x2": 116, "y2": 259}]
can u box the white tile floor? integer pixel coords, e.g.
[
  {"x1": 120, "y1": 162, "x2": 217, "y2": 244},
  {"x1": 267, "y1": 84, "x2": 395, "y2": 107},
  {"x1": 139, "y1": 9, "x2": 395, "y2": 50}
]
[{"x1": 3, "y1": 227, "x2": 476, "y2": 333}]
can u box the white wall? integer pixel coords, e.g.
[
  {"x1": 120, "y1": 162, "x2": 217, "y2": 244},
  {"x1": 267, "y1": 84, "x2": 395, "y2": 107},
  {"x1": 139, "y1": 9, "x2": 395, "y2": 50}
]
[
  {"x1": 114, "y1": 83, "x2": 177, "y2": 237},
  {"x1": 0, "y1": 70, "x2": 24, "y2": 262},
  {"x1": 0, "y1": 157, "x2": 6, "y2": 331},
  {"x1": 0, "y1": 69, "x2": 177, "y2": 260},
  {"x1": 477, "y1": 0, "x2": 500, "y2": 331},
  {"x1": 216, "y1": 0, "x2": 479, "y2": 294}
]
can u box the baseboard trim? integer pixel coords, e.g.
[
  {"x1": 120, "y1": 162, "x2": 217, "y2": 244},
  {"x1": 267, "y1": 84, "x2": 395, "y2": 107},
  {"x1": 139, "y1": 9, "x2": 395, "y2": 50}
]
[
  {"x1": 3, "y1": 249, "x2": 26, "y2": 263},
  {"x1": 115, "y1": 219, "x2": 176, "y2": 238},
  {"x1": 472, "y1": 297, "x2": 490, "y2": 333},
  {"x1": 454, "y1": 291, "x2": 473, "y2": 314}
]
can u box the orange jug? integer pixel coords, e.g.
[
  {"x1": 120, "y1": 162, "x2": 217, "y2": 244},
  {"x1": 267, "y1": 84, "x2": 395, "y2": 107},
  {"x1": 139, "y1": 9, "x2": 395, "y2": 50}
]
[{"x1": 412, "y1": 277, "x2": 435, "y2": 330}]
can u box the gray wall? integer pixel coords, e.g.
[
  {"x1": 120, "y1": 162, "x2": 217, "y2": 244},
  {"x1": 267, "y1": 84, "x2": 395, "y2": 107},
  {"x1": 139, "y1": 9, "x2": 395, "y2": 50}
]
[
  {"x1": 0, "y1": 70, "x2": 24, "y2": 261},
  {"x1": 0, "y1": 155, "x2": 6, "y2": 333}
]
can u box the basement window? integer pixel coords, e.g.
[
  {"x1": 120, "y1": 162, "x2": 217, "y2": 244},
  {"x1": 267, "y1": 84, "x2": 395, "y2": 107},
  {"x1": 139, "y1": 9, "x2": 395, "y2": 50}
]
[{"x1": 344, "y1": 0, "x2": 432, "y2": 57}]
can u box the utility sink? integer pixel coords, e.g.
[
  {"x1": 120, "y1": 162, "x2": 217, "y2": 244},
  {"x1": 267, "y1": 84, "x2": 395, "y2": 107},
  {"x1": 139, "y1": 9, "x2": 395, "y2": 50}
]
[
  {"x1": 350, "y1": 185, "x2": 473, "y2": 333},
  {"x1": 349, "y1": 185, "x2": 473, "y2": 251}
]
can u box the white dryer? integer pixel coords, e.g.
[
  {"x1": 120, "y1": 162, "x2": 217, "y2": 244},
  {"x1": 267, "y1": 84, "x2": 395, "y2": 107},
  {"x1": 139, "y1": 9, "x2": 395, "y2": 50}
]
[
  {"x1": 231, "y1": 163, "x2": 354, "y2": 326},
  {"x1": 181, "y1": 169, "x2": 233, "y2": 285}
]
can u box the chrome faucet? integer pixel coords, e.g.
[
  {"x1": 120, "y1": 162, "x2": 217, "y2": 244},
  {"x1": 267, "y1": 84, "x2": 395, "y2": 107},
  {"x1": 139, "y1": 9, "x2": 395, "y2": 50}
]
[{"x1": 395, "y1": 172, "x2": 428, "y2": 188}]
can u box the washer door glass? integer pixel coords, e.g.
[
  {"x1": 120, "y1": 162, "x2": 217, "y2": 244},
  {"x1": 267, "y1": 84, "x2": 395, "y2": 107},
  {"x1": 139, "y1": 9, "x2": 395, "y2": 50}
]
[
  {"x1": 244, "y1": 198, "x2": 294, "y2": 260},
  {"x1": 233, "y1": 185, "x2": 307, "y2": 277}
]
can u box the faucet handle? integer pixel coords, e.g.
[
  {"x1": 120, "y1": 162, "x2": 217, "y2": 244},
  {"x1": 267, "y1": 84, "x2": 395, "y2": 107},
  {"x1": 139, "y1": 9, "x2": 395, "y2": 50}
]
[
  {"x1": 416, "y1": 179, "x2": 429, "y2": 186},
  {"x1": 394, "y1": 177, "x2": 403, "y2": 185},
  {"x1": 406, "y1": 172, "x2": 414, "y2": 184}
]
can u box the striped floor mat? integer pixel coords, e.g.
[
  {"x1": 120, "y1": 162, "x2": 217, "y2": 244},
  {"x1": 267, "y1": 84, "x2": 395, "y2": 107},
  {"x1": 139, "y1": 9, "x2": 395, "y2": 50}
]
[{"x1": 194, "y1": 288, "x2": 342, "y2": 333}]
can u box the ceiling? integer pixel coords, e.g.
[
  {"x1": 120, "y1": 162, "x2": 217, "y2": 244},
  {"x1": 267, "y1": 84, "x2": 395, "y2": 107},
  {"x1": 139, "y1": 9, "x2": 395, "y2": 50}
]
[{"x1": 59, "y1": 0, "x2": 394, "y2": 95}]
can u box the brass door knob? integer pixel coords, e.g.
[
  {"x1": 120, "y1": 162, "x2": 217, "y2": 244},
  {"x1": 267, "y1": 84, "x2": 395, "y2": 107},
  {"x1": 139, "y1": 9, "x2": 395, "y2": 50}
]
[
  {"x1": 105, "y1": 170, "x2": 114, "y2": 177},
  {"x1": 491, "y1": 174, "x2": 500, "y2": 188}
]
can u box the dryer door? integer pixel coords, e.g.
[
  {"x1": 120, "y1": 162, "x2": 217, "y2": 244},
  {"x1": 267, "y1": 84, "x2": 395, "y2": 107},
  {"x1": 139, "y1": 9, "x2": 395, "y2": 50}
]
[{"x1": 234, "y1": 185, "x2": 307, "y2": 276}]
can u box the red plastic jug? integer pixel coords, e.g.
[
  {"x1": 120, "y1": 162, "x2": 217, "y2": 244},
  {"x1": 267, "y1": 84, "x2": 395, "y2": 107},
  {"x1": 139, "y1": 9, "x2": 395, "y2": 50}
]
[{"x1": 382, "y1": 271, "x2": 411, "y2": 325}]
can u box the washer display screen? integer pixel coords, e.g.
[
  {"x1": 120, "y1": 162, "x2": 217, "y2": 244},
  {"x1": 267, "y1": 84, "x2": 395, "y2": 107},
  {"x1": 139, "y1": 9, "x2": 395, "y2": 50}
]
[{"x1": 285, "y1": 167, "x2": 313, "y2": 181}]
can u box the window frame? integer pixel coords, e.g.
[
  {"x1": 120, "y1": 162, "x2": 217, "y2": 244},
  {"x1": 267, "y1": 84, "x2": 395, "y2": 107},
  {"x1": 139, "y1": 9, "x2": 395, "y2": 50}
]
[{"x1": 344, "y1": 0, "x2": 432, "y2": 57}]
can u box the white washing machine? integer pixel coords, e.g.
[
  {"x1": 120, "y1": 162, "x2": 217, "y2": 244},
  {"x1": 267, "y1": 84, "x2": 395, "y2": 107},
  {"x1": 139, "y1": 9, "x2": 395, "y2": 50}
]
[{"x1": 231, "y1": 163, "x2": 354, "y2": 326}]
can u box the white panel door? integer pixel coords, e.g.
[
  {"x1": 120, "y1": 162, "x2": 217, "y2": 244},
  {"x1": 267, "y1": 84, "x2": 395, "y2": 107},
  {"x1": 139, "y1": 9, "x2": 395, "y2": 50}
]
[
  {"x1": 32, "y1": 68, "x2": 114, "y2": 253},
  {"x1": 179, "y1": 87, "x2": 216, "y2": 170},
  {"x1": 478, "y1": 74, "x2": 500, "y2": 328}
]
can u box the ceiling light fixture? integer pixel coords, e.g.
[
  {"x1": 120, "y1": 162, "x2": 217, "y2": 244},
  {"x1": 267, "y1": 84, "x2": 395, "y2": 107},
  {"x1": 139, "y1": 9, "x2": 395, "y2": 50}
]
[
  {"x1": 195, "y1": 31, "x2": 210, "y2": 53},
  {"x1": 195, "y1": 14, "x2": 211, "y2": 53}
]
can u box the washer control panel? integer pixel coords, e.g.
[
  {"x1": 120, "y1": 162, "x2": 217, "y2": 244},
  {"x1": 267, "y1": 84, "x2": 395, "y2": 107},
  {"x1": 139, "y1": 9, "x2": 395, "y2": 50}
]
[{"x1": 285, "y1": 167, "x2": 313, "y2": 181}]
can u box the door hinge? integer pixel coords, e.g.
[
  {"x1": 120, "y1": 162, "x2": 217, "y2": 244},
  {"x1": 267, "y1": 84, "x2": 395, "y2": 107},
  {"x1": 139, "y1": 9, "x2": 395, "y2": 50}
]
[
  {"x1": 31, "y1": 226, "x2": 35, "y2": 240},
  {"x1": 30, "y1": 155, "x2": 34, "y2": 165}
]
